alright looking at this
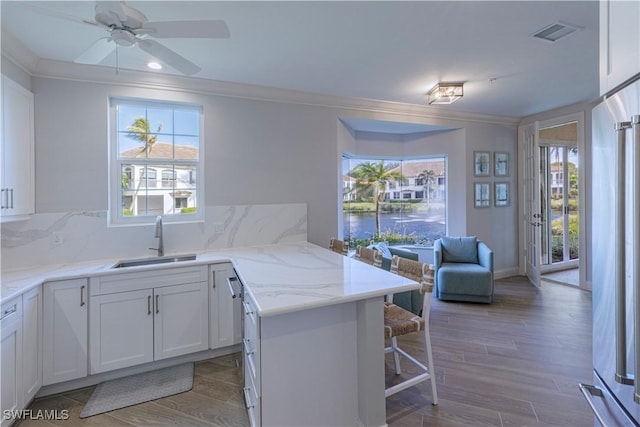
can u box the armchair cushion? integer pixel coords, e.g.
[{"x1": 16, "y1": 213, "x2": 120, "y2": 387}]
[
  {"x1": 367, "y1": 242, "x2": 392, "y2": 259},
  {"x1": 440, "y1": 236, "x2": 478, "y2": 264}
]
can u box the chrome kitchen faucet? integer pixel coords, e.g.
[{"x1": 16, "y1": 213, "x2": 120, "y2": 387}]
[{"x1": 149, "y1": 215, "x2": 164, "y2": 257}]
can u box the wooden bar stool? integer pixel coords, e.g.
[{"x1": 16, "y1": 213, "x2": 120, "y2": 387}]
[
  {"x1": 329, "y1": 238, "x2": 349, "y2": 255},
  {"x1": 384, "y1": 255, "x2": 438, "y2": 405}
]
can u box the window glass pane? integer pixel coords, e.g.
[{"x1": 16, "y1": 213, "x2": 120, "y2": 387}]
[
  {"x1": 174, "y1": 109, "x2": 200, "y2": 136},
  {"x1": 146, "y1": 107, "x2": 174, "y2": 135},
  {"x1": 112, "y1": 99, "x2": 201, "y2": 222},
  {"x1": 343, "y1": 157, "x2": 446, "y2": 247},
  {"x1": 116, "y1": 104, "x2": 145, "y2": 132},
  {"x1": 118, "y1": 132, "x2": 148, "y2": 158},
  {"x1": 175, "y1": 136, "x2": 199, "y2": 160}
]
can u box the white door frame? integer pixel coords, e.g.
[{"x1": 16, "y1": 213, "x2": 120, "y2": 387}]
[{"x1": 518, "y1": 112, "x2": 587, "y2": 288}]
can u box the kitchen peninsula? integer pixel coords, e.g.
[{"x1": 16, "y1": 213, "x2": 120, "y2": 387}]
[{"x1": 1, "y1": 241, "x2": 419, "y2": 427}]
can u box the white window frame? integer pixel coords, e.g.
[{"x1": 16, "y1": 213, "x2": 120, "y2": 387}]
[{"x1": 108, "y1": 98, "x2": 204, "y2": 226}]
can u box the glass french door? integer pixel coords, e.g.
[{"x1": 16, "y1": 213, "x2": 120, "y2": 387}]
[{"x1": 538, "y1": 120, "x2": 579, "y2": 270}]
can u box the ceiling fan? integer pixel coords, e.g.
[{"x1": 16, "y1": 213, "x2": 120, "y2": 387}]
[{"x1": 72, "y1": 1, "x2": 229, "y2": 75}]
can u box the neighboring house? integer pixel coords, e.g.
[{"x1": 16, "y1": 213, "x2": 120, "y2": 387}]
[
  {"x1": 120, "y1": 142, "x2": 198, "y2": 215},
  {"x1": 385, "y1": 161, "x2": 446, "y2": 202},
  {"x1": 343, "y1": 174, "x2": 357, "y2": 201}
]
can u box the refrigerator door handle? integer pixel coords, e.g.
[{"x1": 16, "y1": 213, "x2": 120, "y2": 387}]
[
  {"x1": 614, "y1": 121, "x2": 634, "y2": 385},
  {"x1": 579, "y1": 384, "x2": 610, "y2": 427},
  {"x1": 632, "y1": 115, "x2": 640, "y2": 403}
]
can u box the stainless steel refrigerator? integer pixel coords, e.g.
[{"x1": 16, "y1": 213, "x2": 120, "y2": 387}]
[{"x1": 583, "y1": 77, "x2": 640, "y2": 425}]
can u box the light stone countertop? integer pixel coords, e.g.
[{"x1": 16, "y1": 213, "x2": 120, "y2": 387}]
[{"x1": 1, "y1": 241, "x2": 418, "y2": 317}]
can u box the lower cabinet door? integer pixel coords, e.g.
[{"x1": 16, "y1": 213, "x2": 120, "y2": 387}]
[
  {"x1": 1, "y1": 302, "x2": 22, "y2": 427},
  {"x1": 90, "y1": 289, "x2": 154, "y2": 374},
  {"x1": 22, "y1": 286, "x2": 42, "y2": 404},
  {"x1": 154, "y1": 281, "x2": 209, "y2": 360},
  {"x1": 43, "y1": 279, "x2": 88, "y2": 385}
]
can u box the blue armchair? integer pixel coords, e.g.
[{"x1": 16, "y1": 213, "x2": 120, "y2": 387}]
[{"x1": 433, "y1": 236, "x2": 494, "y2": 303}]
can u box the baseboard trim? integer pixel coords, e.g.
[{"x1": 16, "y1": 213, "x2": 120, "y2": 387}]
[
  {"x1": 36, "y1": 344, "x2": 240, "y2": 398},
  {"x1": 494, "y1": 267, "x2": 519, "y2": 280}
]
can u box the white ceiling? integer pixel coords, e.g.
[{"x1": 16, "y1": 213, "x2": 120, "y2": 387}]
[{"x1": 1, "y1": 1, "x2": 600, "y2": 119}]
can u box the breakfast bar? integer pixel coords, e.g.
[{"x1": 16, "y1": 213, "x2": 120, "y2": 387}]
[{"x1": 225, "y1": 243, "x2": 419, "y2": 427}]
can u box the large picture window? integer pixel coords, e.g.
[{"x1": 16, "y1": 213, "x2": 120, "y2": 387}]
[
  {"x1": 110, "y1": 99, "x2": 202, "y2": 224},
  {"x1": 342, "y1": 156, "x2": 446, "y2": 247}
]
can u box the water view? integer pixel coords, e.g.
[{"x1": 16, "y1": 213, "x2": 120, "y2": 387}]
[{"x1": 344, "y1": 203, "x2": 445, "y2": 245}]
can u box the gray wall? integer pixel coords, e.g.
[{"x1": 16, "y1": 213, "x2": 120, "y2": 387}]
[{"x1": 6, "y1": 61, "x2": 520, "y2": 276}]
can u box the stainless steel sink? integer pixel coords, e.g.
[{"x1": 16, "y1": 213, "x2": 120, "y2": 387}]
[{"x1": 112, "y1": 254, "x2": 197, "y2": 269}]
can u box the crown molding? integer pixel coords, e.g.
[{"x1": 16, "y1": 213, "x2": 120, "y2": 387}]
[
  {"x1": 1, "y1": 30, "x2": 39, "y2": 74},
  {"x1": 2, "y1": 31, "x2": 519, "y2": 127}
]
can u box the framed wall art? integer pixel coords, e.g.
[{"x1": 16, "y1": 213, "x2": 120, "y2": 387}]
[
  {"x1": 474, "y1": 182, "x2": 491, "y2": 208},
  {"x1": 474, "y1": 151, "x2": 490, "y2": 177},
  {"x1": 494, "y1": 151, "x2": 510, "y2": 177},
  {"x1": 494, "y1": 182, "x2": 510, "y2": 207}
]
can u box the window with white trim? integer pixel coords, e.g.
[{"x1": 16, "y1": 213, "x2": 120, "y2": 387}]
[{"x1": 110, "y1": 99, "x2": 203, "y2": 224}]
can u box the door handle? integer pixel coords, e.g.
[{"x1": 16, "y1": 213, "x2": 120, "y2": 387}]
[
  {"x1": 80, "y1": 285, "x2": 86, "y2": 307},
  {"x1": 632, "y1": 115, "x2": 640, "y2": 402},
  {"x1": 615, "y1": 120, "x2": 631, "y2": 385},
  {"x1": 156, "y1": 294, "x2": 160, "y2": 314},
  {"x1": 148, "y1": 295, "x2": 152, "y2": 315}
]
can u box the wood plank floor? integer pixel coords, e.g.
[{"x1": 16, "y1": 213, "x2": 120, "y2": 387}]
[{"x1": 16, "y1": 276, "x2": 593, "y2": 427}]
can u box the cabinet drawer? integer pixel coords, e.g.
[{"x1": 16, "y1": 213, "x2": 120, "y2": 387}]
[
  {"x1": 244, "y1": 361, "x2": 261, "y2": 427},
  {"x1": 243, "y1": 336, "x2": 260, "y2": 392},
  {"x1": 90, "y1": 265, "x2": 208, "y2": 296},
  {"x1": 1, "y1": 296, "x2": 22, "y2": 325}
]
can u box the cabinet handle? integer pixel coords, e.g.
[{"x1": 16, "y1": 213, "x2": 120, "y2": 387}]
[
  {"x1": 80, "y1": 285, "x2": 86, "y2": 307},
  {"x1": 243, "y1": 387, "x2": 255, "y2": 409},
  {"x1": 242, "y1": 338, "x2": 254, "y2": 356},
  {"x1": 242, "y1": 301, "x2": 254, "y2": 316},
  {"x1": 1, "y1": 189, "x2": 5, "y2": 209},
  {"x1": 156, "y1": 294, "x2": 160, "y2": 314},
  {"x1": 9, "y1": 188, "x2": 14, "y2": 209},
  {"x1": 0, "y1": 304, "x2": 17, "y2": 321},
  {"x1": 227, "y1": 276, "x2": 241, "y2": 299},
  {"x1": 147, "y1": 296, "x2": 152, "y2": 315},
  {"x1": 212, "y1": 271, "x2": 215, "y2": 288}
]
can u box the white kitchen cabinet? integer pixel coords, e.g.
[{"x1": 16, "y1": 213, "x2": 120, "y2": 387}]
[
  {"x1": 89, "y1": 266, "x2": 209, "y2": 374},
  {"x1": 21, "y1": 285, "x2": 42, "y2": 404},
  {"x1": 89, "y1": 289, "x2": 154, "y2": 373},
  {"x1": 43, "y1": 278, "x2": 88, "y2": 385},
  {"x1": 1, "y1": 75, "x2": 34, "y2": 222},
  {"x1": 154, "y1": 282, "x2": 209, "y2": 360},
  {"x1": 599, "y1": 0, "x2": 640, "y2": 95},
  {"x1": 1, "y1": 297, "x2": 22, "y2": 427},
  {"x1": 209, "y1": 263, "x2": 242, "y2": 349}
]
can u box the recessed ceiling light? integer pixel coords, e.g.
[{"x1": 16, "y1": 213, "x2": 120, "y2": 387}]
[{"x1": 147, "y1": 61, "x2": 163, "y2": 70}]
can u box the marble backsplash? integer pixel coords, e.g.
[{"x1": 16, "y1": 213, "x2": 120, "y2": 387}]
[{"x1": 1, "y1": 203, "x2": 307, "y2": 271}]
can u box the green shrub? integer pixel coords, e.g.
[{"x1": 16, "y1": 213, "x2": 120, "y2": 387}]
[{"x1": 181, "y1": 207, "x2": 197, "y2": 214}]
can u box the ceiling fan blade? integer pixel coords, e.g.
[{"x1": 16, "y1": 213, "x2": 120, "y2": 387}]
[
  {"x1": 95, "y1": 1, "x2": 127, "y2": 23},
  {"x1": 74, "y1": 38, "x2": 115, "y2": 64},
  {"x1": 17, "y1": 3, "x2": 100, "y2": 28},
  {"x1": 137, "y1": 39, "x2": 201, "y2": 76},
  {"x1": 142, "y1": 20, "x2": 230, "y2": 39}
]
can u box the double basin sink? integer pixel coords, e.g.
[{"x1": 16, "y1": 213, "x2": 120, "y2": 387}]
[{"x1": 111, "y1": 254, "x2": 197, "y2": 269}]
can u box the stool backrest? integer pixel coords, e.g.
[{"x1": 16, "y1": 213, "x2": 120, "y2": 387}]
[
  {"x1": 329, "y1": 238, "x2": 349, "y2": 255},
  {"x1": 355, "y1": 245, "x2": 383, "y2": 268}
]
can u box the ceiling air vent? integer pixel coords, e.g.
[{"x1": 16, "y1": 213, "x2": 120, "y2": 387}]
[{"x1": 532, "y1": 21, "x2": 581, "y2": 42}]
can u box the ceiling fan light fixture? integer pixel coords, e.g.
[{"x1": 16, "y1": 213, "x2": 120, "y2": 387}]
[
  {"x1": 147, "y1": 61, "x2": 163, "y2": 70},
  {"x1": 427, "y1": 83, "x2": 464, "y2": 105},
  {"x1": 110, "y1": 29, "x2": 136, "y2": 47}
]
